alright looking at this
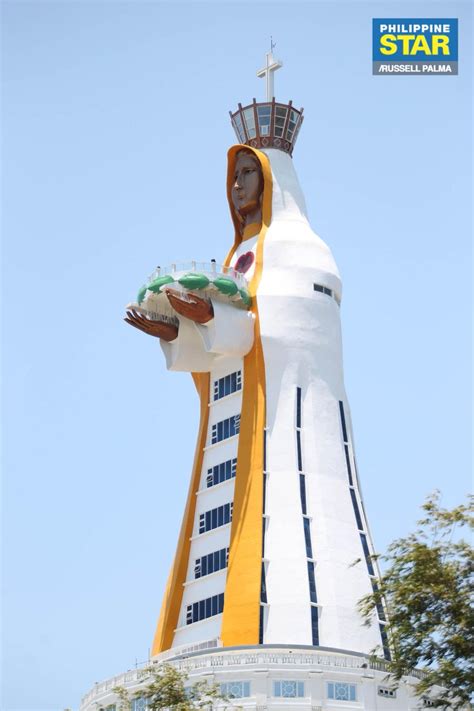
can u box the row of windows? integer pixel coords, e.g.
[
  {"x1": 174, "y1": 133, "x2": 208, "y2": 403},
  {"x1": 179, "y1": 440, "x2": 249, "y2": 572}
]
[
  {"x1": 337, "y1": 399, "x2": 391, "y2": 661},
  {"x1": 186, "y1": 592, "x2": 224, "y2": 625},
  {"x1": 379, "y1": 686, "x2": 397, "y2": 698},
  {"x1": 233, "y1": 104, "x2": 302, "y2": 143},
  {"x1": 313, "y1": 282, "x2": 334, "y2": 298},
  {"x1": 206, "y1": 458, "x2": 236, "y2": 488},
  {"x1": 194, "y1": 547, "x2": 229, "y2": 579},
  {"x1": 338, "y1": 402, "x2": 375, "y2": 573},
  {"x1": 213, "y1": 370, "x2": 242, "y2": 401},
  {"x1": 131, "y1": 681, "x2": 360, "y2": 705},
  {"x1": 296, "y1": 387, "x2": 319, "y2": 647},
  {"x1": 211, "y1": 414, "x2": 240, "y2": 444},
  {"x1": 199, "y1": 503, "x2": 233, "y2": 534}
]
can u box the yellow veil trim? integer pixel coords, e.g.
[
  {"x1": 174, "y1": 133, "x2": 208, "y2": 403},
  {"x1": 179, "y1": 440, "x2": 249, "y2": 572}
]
[
  {"x1": 152, "y1": 145, "x2": 272, "y2": 653},
  {"x1": 221, "y1": 145, "x2": 272, "y2": 646}
]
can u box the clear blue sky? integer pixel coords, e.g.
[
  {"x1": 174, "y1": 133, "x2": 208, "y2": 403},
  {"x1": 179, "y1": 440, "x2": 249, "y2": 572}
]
[{"x1": 2, "y1": 2, "x2": 471, "y2": 710}]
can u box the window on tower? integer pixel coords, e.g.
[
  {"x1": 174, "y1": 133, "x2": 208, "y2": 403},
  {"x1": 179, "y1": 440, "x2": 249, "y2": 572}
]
[
  {"x1": 213, "y1": 371, "x2": 242, "y2": 401},
  {"x1": 307, "y1": 561, "x2": 317, "y2": 603},
  {"x1": 206, "y1": 458, "x2": 237, "y2": 487},
  {"x1": 220, "y1": 681, "x2": 251, "y2": 699},
  {"x1": 299, "y1": 474, "x2": 307, "y2": 515},
  {"x1": 194, "y1": 547, "x2": 229, "y2": 579},
  {"x1": 313, "y1": 283, "x2": 334, "y2": 297},
  {"x1": 273, "y1": 681, "x2": 305, "y2": 698},
  {"x1": 379, "y1": 622, "x2": 391, "y2": 661},
  {"x1": 274, "y1": 106, "x2": 288, "y2": 137},
  {"x1": 242, "y1": 107, "x2": 256, "y2": 139},
  {"x1": 344, "y1": 443, "x2": 354, "y2": 486},
  {"x1": 186, "y1": 592, "x2": 224, "y2": 625},
  {"x1": 311, "y1": 604, "x2": 319, "y2": 646},
  {"x1": 338, "y1": 400, "x2": 349, "y2": 443},
  {"x1": 211, "y1": 415, "x2": 240, "y2": 444},
  {"x1": 286, "y1": 109, "x2": 300, "y2": 142},
  {"x1": 131, "y1": 699, "x2": 148, "y2": 711},
  {"x1": 199, "y1": 503, "x2": 233, "y2": 534},
  {"x1": 327, "y1": 682, "x2": 357, "y2": 701},
  {"x1": 232, "y1": 114, "x2": 246, "y2": 143},
  {"x1": 360, "y1": 533, "x2": 375, "y2": 576},
  {"x1": 371, "y1": 579, "x2": 386, "y2": 621},
  {"x1": 303, "y1": 516, "x2": 313, "y2": 559},
  {"x1": 350, "y1": 488, "x2": 363, "y2": 531}
]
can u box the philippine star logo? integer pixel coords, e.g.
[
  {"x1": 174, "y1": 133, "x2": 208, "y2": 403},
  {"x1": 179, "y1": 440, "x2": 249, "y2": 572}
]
[{"x1": 372, "y1": 18, "x2": 458, "y2": 75}]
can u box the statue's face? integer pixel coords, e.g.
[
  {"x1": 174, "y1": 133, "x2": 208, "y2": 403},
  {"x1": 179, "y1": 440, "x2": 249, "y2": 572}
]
[{"x1": 231, "y1": 152, "x2": 263, "y2": 218}]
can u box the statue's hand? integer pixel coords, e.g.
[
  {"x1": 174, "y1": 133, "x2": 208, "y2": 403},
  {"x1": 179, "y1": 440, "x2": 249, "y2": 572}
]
[
  {"x1": 165, "y1": 288, "x2": 214, "y2": 324},
  {"x1": 124, "y1": 310, "x2": 178, "y2": 342}
]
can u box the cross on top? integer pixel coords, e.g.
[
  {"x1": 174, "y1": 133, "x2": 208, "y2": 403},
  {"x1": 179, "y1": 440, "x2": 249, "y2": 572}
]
[{"x1": 256, "y1": 43, "x2": 283, "y2": 101}]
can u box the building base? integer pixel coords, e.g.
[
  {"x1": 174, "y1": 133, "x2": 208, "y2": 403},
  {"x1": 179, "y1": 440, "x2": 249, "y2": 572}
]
[{"x1": 80, "y1": 644, "x2": 442, "y2": 710}]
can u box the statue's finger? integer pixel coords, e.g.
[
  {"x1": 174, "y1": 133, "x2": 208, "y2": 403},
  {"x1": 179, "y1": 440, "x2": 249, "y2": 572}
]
[{"x1": 124, "y1": 318, "x2": 146, "y2": 332}]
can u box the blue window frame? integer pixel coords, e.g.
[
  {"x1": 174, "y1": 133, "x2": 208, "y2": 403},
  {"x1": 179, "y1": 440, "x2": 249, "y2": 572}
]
[
  {"x1": 338, "y1": 400, "x2": 348, "y2": 443},
  {"x1": 311, "y1": 604, "x2": 319, "y2": 646},
  {"x1": 296, "y1": 430, "x2": 303, "y2": 472},
  {"x1": 131, "y1": 699, "x2": 148, "y2": 711},
  {"x1": 260, "y1": 562, "x2": 267, "y2": 603},
  {"x1": 273, "y1": 681, "x2": 305, "y2": 698},
  {"x1": 350, "y1": 488, "x2": 363, "y2": 531},
  {"x1": 194, "y1": 547, "x2": 229, "y2": 578},
  {"x1": 380, "y1": 623, "x2": 391, "y2": 660},
  {"x1": 259, "y1": 604, "x2": 265, "y2": 644},
  {"x1": 296, "y1": 386, "x2": 302, "y2": 428},
  {"x1": 344, "y1": 443, "x2": 354, "y2": 485},
  {"x1": 371, "y1": 579, "x2": 386, "y2": 621},
  {"x1": 307, "y1": 561, "x2": 317, "y2": 603},
  {"x1": 299, "y1": 473, "x2": 307, "y2": 515},
  {"x1": 186, "y1": 592, "x2": 224, "y2": 624},
  {"x1": 360, "y1": 532, "x2": 375, "y2": 575},
  {"x1": 211, "y1": 415, "x2": 240, "y2": 444},
  {"x1": 199, "y1": 503, "x2": 233, "y2": 534},
  {"x1": 303, "y1": 517, "x2": 313, "y2": 559},
  {"x1": 327, "y1": 682, "x2": 357, "y2": 701},
  {"x1": 220, "y1": 681, "x2": 251, "y2": 699},
  {"x1": 206, "y1": 458, "x2": 237, "y2": 487},
  {"x1": 213, "y1": 371, "x2": 242, "y2": 401}
]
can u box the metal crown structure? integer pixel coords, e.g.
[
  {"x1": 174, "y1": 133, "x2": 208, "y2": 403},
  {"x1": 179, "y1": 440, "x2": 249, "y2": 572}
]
[{"x1": 229, "y1": 98, "x2": 304, "y2": 156}]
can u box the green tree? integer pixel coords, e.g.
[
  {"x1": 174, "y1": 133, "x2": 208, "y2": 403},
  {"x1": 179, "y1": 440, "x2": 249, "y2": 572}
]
[
  {"x1": 358, "y1": 492, "x2": 474, "y2": 709},
  {"x1": 112, "y1": 663, "x2": 231, "y2": 711}
]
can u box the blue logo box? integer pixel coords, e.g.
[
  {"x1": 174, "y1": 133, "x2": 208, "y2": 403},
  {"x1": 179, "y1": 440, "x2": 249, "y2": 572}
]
[{"x1": 373, "y1": 18, "x2": 458, "y2": 61}]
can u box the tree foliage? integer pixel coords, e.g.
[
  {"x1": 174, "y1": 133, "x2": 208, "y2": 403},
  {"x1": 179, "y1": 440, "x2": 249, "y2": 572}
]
[
  {"x1": 358, "y1": 492, "x2": 474, "y2": 709},
  {"x1": 112, "y1": 663, "x2": 230, "y2": 711}
]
